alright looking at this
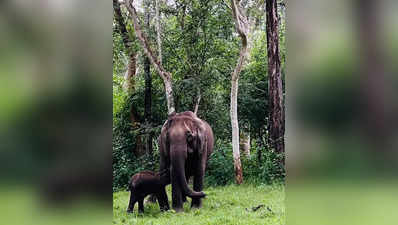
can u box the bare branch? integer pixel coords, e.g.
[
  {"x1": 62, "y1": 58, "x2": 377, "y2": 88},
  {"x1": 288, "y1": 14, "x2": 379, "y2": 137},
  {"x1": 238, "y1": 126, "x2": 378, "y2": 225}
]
[
  {"x1": 123, "y1": 0, "x2": 170, "y2": 81},
  {"x1": 194, "y1": 90, "x2": 201, "y2": 115},
  {"x1": 123, "y1": 0, "x2": 175, "y2": 114},
  {"x1": 230, "y1": 0, "x2": 249, "y2": 81},
  {"x1": 230, "y1": 0, "x2": 249, "y2": 46},
  {"x1": 113, "y1": 0, "x2": 132, "y2": 55}
]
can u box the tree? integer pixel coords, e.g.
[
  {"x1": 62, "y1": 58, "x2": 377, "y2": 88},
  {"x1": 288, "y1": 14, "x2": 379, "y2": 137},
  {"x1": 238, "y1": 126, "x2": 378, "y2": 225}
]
[
  {"x1": 124, "y1": 0, "x2": 175, "y2": 115},
  {"x1": 143, "y1": 0, "x2": 153, "y2": 155},
  {"x1": 155, "y1": 0, "x2": 162, "y2": 65},
  {"x1": 113, "y1": 0, "x2": 137, "y2": 92},
  {"x1": 230, "y1": 0, "x2": 249, "y2": 184},
  {"x1": 266, "y1": 0, "x2": 284, "y2": 155}
]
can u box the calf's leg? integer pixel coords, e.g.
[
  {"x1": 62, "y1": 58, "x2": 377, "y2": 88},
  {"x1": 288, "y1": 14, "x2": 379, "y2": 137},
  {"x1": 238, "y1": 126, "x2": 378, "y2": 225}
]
[
  {"x1": 138, "y1": 199, "x2": 145, "y2": 213},
  {"x1": 127, "y1": 192, "x2": 136, "y2": 213}
]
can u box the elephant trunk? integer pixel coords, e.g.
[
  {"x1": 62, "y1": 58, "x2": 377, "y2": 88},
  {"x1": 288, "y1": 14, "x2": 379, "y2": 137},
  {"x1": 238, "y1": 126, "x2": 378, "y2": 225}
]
[{"x1": 171, "y1": 147, "x2": 205, "y2": 199}]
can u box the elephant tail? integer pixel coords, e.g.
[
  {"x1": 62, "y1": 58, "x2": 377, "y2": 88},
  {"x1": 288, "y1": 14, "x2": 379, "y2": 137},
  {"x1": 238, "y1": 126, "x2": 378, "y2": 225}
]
[{"x1": 172, "y1": 152, "x2": 206, "y2": 199}]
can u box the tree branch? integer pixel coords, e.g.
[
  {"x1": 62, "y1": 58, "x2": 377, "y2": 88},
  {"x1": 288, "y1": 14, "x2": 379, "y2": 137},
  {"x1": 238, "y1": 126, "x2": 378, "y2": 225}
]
[
  {"x1": 113, "y1": 0, "x2": 133, "y2": 55},
  {"x1": 230, "y1": 0, "x2": 249, "y2": 80},
  {"x1": 194, "y1": 89, "x2": 201, "y2": 115},
  {"x1": 123, "y1": 0, "x2": 171, "y2": 81},
  {"x1": 123, "y1": 0, "x2": 175, "y2": 114}
]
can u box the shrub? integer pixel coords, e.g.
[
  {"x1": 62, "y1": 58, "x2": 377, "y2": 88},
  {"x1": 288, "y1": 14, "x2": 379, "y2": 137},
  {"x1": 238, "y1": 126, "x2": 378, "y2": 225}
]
[
  {"x1": 205, "y1": 140, "x2": 285, "y2": 187},
  {"x1": 205, "y1": 141, "x2": 235, "y2": 186},
  {"x1": 112, "y1": 94, "x2": 160, "y2": 191},
  {"x1": 242, "y1": 144, "x2": 285, "y2": 185}
]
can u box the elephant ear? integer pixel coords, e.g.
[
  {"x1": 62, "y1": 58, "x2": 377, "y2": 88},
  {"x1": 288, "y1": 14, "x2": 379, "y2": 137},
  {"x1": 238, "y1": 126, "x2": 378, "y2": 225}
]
[{"x1": 196, "y1": 123, "x2": 207, "y2": 156}]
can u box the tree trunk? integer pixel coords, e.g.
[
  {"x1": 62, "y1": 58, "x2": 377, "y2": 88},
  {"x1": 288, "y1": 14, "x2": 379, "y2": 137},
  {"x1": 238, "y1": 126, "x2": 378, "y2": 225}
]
[
  {"x1": 143, "y1": 0, "x2": 153, "y2": 155},
  {"x1": 114, "y1": 0, "x2": 144, "y2": 156},
  {"x1": 113, "y1": 0, "x2": 137, "y2": 92},
  {"x1": 123, "y1": 53, "x2": 137, "y2": 92},
  {"x1": 231, "y1": 77, "x2": 243, "y2": 184},
  {"x1": 144, "y1": 55, "x2": 153, "y2": 154},
  {"x1": 266, "y1": 0, "x2": 284, "y2": 156},
  {"x1": 124, "y1": 0, "x2": 175, "y2": 115},
  {"x1": 156, "y1": 0, "x2": 162, "y2": 65},
  {"x1": 113, "y1": 0, "x2": 131, "y2": 53},
  {"x1": 230, "y1": 0, "x2": 249, "y2": 185}
]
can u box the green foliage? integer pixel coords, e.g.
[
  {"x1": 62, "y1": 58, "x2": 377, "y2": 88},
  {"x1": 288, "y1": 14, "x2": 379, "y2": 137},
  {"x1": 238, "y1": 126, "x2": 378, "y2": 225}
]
[
  {"x1": 113, "y1": 184, "x2": 285, "y2": 225},
  {"x1": 238, "y1": 32, "x2": 269, "y2": 136},
  {"x1": 205, "y1": 141, "x2": 235, "y2": 186},
  {"x1": 112, "y1": 94, "x2": 136, "y2": 191},
  {"x1": 205, "y1": 141, "x2": 285, "y2": 186},
  {"x1": 112, "y1": 93, "x2": 161, "y2": 191},
  {"x1": 242, "y1": 144, "x2": 285, "y2": 185}
]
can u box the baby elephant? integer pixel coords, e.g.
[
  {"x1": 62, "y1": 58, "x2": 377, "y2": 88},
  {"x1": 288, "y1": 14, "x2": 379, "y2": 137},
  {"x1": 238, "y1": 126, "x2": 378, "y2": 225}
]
[{"x1": 126, "y1": 170, "x2": 170, "y2": 213}]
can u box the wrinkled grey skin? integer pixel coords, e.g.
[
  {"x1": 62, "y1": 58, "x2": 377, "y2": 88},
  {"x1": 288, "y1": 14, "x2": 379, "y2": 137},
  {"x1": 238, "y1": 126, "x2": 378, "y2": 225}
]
[{"x1": 158, "y1": 111, "x2": 214, "y2": 212}]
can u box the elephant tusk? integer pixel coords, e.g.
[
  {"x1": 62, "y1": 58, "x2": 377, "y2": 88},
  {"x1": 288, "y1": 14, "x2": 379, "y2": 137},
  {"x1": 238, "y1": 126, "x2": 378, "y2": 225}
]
[{"x1": 183, "y1": 121, "x2": 192, "y2": 133}]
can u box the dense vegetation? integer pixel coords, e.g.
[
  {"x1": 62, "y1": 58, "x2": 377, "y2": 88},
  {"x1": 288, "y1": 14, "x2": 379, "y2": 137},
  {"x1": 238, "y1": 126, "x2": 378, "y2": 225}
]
[{"x1": 113, "y1": 0, "x2": 286, "y2": 191}]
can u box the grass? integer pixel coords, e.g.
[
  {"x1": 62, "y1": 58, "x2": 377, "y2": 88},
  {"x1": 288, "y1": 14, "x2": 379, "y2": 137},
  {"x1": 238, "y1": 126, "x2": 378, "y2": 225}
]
[
  {"x1": 287, "y1": 180, "x2": 398, "y2": 225},
  {"x1": 0, "y1": 185, "x2": 110, "y2": 225},
  {"x1": 113, "y1": 183, "x2": 285, "y2": 225}
]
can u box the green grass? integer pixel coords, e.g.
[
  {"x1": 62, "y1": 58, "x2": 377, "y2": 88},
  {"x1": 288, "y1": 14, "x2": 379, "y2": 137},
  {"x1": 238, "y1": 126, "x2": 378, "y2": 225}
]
[
  {"x1": 113, "y1": 183, "x2": 285, "y2": 225},
  {"x1": 0, "y1": 185, "x2": 110, "y2": 225}
]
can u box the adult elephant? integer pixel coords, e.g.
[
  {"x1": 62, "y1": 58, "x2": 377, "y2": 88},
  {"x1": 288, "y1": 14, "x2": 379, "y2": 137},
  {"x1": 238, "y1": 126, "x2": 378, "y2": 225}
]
[{"x1": 158, "y1": 111, "x2": 214, "y2": 212}]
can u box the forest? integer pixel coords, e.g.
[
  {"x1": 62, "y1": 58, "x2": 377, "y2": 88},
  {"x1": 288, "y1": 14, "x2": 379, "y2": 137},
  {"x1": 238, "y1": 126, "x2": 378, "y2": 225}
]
[
  {"x1": 113, "y1": 0, "x2": 285, "y2": 224},
  {"x1": 1, "y1": 1, "x2": 398, "y2": 225}
]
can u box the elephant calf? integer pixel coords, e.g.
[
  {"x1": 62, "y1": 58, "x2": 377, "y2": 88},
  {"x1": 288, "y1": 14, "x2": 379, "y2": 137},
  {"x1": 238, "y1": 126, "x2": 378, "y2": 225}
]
[{"x1": 126, "y1": 170, "x2": 170, "y2": 213}]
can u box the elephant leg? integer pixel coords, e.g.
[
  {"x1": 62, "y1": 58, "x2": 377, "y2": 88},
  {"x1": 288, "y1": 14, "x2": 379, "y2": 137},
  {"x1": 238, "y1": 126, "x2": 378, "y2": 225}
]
[
  {"x1": 182, "y1": 174, "x2": 190, "y2": 203},
  {"x1": 138, "y1": 199, "x2": 145, "y2": 213},
  {"x1": 156, "y1": 189, "x2": 170, "y2": 211},
  {"x1": 171, "y1": 168, "x2": 184, "y2": 212},
  {"x1": 191, "y1": 161, "x2": 205, "y2": 208},
  {"x1": 127, "y1": 194, "x2": 136, "y2": 213},
  {"x1": 149, "y1": 154, "x2": 171, "y2": 203}
]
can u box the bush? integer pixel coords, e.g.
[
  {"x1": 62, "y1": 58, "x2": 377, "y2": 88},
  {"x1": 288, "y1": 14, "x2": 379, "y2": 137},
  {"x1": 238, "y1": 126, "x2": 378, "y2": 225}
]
[
  {"x1": 242, "y1": 144, "x2": 285, "y2": 185},
  {"x1": 112, "y1": 94, "x2": 160, "y2": 191},
  {"x1": 205, "y1": 141, "x2": 235, "y2": 186},
  {"x1": 205, "y1": 140, "x2": 285, "y2": 187}
]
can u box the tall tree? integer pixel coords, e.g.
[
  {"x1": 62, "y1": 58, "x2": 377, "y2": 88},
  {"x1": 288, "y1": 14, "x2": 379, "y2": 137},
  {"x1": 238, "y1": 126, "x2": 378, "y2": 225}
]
[
  {"x1": 230, "y1": 0, "x2": 249, "y2": 184},
  {"x1": 124, "y1": 0, "x2": 175, "y2": 115},
  {"x1": 114, "y1": 0, "x2": 147, "y2": 156},
  {"x1": 266, "y1": 0, "x2": 284, "y2": 155},
  {"x1": 113, "y1": 0, "x2": 137, "y2": 92},
  {"x1": 155, "y1": 0, "x2": 162, "y2": 65},
  {"x1": 143, "y1": 0, "x2": 153, "y2": 155}
]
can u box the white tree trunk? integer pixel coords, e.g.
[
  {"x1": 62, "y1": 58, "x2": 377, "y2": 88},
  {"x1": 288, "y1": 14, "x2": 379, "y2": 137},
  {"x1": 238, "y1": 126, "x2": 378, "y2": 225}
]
[
  {"x1": 194, "y1": 90, "x2": 201, "y2": 115},
  {"x1": 229, "y1": 0, "x2": 249, "y2": 184},
  {"x1": 164, "y1": 77, "x2": 175, "y2": 114},
  {"x1": 231, "y1": 77, "x2": 243, "y2": 184},
  {"x1": 156, "y1": 0, "x2": 162, "y2": 65}
]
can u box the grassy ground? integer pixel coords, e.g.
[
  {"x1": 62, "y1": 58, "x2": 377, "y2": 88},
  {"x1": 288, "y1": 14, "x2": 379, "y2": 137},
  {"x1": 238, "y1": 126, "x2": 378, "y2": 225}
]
[{"x1": 113, "y1": 183, "x2": 285, "y2": 225}]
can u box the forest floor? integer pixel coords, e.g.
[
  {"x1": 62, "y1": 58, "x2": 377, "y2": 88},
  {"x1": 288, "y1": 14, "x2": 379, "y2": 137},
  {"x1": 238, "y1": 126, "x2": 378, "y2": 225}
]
[{"x1": 113, "y1": 183, "x2": 285, "y2": 225}]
